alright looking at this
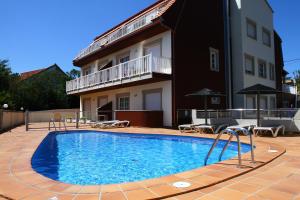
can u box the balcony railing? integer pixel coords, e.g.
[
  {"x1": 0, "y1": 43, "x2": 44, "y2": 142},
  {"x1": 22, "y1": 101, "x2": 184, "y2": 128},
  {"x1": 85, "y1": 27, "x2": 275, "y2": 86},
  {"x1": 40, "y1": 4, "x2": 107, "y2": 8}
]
[
  {"x1": 66, "y1": 54, "x2": 171, "y2": 93},
  {"x1": 75, "y1": 8, "x2": 160, "y2": 60},
  {"x1": 283, "y1": 84, "x2": 297, "y2": 94}
]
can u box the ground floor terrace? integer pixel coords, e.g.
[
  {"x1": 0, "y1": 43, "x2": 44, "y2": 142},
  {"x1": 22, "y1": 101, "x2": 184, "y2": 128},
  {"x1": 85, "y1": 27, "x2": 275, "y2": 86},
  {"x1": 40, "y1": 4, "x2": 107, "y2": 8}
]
[{"x1": 0, "y1": 123, "x2": 299, "y2": 199}]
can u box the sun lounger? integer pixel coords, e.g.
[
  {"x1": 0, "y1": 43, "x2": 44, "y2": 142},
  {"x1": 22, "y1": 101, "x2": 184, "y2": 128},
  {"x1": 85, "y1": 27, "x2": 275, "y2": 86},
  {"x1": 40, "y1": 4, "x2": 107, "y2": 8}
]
[
  {"x1": 178, "y1": 123, "x2": 203, "y2": 133},
  {"x1": 253, "y1": 125, "x2": 285, "y2": 137},
  {"x1": 194, "y1": 124, "x2": 228, "y2": 134},
  {"x1": 92, "y1": 120, "x2": 130, "y2": 129},
  {"x1": 227, "y1": 125, "x2": 256, "y2": 133}
]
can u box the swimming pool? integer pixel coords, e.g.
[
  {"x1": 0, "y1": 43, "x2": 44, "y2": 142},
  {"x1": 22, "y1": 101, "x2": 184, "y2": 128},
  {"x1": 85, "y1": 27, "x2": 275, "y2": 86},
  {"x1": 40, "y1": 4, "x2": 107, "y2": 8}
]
[{"x1": 31, "y1": 131, "x2": 251, "y2": 185}]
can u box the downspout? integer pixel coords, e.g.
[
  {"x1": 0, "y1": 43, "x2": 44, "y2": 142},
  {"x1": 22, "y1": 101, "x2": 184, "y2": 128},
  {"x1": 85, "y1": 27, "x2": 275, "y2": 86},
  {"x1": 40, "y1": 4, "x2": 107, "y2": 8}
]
[{"x1": 223, "y1": 0, "x2": 233, "y2": 108}]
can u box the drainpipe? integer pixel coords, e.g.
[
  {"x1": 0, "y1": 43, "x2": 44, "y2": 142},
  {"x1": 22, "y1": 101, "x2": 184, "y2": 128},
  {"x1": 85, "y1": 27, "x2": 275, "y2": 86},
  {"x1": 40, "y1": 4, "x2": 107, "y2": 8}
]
[{"x1": 223, "y1": 0, "x2": 233, "y2": 109}]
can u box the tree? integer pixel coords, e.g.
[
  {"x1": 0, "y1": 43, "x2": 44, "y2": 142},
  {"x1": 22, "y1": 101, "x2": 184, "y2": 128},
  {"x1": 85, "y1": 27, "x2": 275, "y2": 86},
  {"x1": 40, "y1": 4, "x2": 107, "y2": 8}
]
[
  {"x1": 0, "y1": 60, "x2": 20, "y2": 108},
  {"x1": 293, "y1": 70, "x2": 300, "y2": 90},
  {"x1": 66, "y1": 69, "x2": 80, "y2": 80}
]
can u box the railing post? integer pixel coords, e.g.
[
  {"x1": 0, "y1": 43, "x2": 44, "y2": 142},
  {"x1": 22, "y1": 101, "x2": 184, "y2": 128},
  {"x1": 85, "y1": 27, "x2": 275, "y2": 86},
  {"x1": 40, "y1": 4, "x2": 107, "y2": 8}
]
[
  {"x1": 25, "y1": 110, "x2": 29, "y2": 132},
  {"x1": 76, "y1": 112, "x2": 79, "y2": 129},
  {"x1": 149, "y1": 53, "x2": 152, "y2": 72}
]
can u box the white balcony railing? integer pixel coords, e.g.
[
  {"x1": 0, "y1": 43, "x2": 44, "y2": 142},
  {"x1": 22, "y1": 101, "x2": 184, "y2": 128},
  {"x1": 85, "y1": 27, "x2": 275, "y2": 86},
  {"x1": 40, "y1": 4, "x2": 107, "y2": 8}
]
[
  {"x1": 283, "y1": 84, "x2": 297, "y2": 94},
  {"x1": 75, "y1": 8, "x2": 160, "y2": 60},
  {"x1": 66, "y1": 54, "x2": 171, "y2": 93}
]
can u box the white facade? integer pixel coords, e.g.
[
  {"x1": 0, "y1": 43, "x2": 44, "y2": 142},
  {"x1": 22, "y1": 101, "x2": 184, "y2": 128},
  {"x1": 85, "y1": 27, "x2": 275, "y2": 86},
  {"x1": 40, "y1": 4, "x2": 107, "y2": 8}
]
[
  {"x1": 80, "y1": 80, "x2": 172, "y2": 126},
  {"x1": 231, "y1": 0, "x2": 276, "y2": 109},
  {"x1": 80, "y1": 31, "x2": 172, "y2": 76},
  {"x1": 76, "y1": 31, "x2": 173, "y2": 126}
]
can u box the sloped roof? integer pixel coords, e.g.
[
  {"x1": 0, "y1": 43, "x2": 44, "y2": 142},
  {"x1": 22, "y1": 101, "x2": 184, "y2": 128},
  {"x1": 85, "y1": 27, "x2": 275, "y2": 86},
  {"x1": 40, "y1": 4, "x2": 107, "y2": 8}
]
[
  {"x1": 20, "y1": 64, "x2": 65, "y2": 80},
  {"x1": 20, "y1": 68, "x2": 46, "y2": 80},
  {"x1": 93, "y1": 0, "x2": 176, "y2": 42}
]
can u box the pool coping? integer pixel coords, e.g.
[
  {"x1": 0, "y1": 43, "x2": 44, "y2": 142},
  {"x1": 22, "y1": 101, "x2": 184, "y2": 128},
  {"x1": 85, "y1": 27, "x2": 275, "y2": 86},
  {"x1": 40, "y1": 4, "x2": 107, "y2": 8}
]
[{"x1": 7, "y1": 128, "x2": 285, "y2": 200}]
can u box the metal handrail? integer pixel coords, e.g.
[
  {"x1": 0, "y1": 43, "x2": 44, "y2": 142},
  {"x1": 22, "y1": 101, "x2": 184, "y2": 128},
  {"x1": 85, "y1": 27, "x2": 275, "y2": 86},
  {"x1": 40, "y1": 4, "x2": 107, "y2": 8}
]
[{"x1": 204, "y1": 128, "x2": 255, "y2": 167}]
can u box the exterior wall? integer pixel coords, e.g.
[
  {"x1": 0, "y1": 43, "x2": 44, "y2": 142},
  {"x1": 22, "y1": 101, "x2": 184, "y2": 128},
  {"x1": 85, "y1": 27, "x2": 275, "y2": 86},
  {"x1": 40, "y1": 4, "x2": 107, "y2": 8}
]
[
  {"x1": 165, "y1": 0, "x2": 226, "y2": 126},
  {"x1": 80, "y1": 31, "x2": 172, "y2": 75},
  {"x1": 79, "y1": 80, "x2": 172, "y2": 126},
  {"x1": 231, "y1": 0, "x2": 276, "y2": 108}
]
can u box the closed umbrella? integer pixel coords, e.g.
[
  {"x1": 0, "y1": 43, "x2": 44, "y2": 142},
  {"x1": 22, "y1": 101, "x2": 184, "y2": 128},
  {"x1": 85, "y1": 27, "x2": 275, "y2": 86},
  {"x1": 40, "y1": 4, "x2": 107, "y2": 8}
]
[
  {"x1": 185, "y1": 88, "x2": 225, "y2": 125},
  {"x1": 237, "y1": 84, "x2": 281, "y2": 126}
]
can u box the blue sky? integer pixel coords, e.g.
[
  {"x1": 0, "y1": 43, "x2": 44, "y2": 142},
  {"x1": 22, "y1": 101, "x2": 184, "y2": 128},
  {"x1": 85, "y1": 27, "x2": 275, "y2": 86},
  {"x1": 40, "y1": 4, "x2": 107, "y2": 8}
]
[{"x1": 0, "y1": 0, "x2": 299, "y2": 75}]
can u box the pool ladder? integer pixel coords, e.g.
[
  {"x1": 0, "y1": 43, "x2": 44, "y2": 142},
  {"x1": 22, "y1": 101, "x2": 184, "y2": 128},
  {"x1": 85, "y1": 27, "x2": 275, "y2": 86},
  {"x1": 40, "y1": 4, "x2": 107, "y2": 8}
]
[{"x1": 204, "y1": 128, "x2": 255, "y2": 168}]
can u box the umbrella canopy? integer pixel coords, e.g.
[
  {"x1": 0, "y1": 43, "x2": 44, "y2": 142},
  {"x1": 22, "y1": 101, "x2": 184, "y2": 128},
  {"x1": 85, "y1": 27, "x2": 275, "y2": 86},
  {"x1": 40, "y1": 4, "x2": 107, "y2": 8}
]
[
  {"x1": 237, "y1": 84, "x2": 281, "y2": 126},
  {"x1": 185, "y1": 88, "x2": 225, "y2": 125},
  {"x1": 186, "y1": 88, "x2": 224, "y2": 97},
  {"x1": 237, "y1": 84, "x2": 281, "y2": 95}
]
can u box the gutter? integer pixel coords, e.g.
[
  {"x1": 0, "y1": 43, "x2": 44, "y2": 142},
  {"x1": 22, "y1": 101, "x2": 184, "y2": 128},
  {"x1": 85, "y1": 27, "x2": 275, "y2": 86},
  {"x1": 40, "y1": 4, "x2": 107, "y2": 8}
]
[{"x1": 223, "y1": 0, "x2": 233, "y2": 108}]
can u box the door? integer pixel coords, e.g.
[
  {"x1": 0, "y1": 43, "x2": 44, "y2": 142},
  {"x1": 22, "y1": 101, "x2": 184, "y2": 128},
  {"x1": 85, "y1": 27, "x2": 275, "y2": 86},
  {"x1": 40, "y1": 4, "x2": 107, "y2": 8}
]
[
  {"x1": 144, "y1": 90, "x2": 162, "y2": 110},
  {"x1": 97, "y1": 96, "x2": 108, "y2": 109},
  {"x1": 144, "y1": 42, "x2": 161, "y2": 71},
  {"x1": 82, "y1": 98, "x2": 91, "y2": 120}
]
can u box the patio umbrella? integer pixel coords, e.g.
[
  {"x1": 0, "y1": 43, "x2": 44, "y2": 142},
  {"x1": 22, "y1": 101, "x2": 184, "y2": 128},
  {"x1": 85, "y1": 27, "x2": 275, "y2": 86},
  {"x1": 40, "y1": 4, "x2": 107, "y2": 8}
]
[
  {"x1": 185, "y1": 88, "x2": 225, "y2": 125},
  {"x1": 237, "y1": 84, "x2": 281, "y2": 126}
]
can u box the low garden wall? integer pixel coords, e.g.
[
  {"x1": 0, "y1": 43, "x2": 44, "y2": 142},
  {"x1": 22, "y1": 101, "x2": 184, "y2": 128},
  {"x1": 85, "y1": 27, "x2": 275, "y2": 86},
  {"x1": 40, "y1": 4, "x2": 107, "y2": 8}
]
[{"x1": 0, "y1": 110, "x2": 25, "y2": 131}]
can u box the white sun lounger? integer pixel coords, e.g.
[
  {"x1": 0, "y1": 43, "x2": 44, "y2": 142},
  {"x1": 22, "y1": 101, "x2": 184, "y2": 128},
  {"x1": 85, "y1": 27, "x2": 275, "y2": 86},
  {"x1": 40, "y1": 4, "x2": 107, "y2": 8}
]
[
  {"x1": 92, "y1": 120, "x2": 130, "y2": 129},
  {"x1": 253, "y1": 125, "x2": 285, "y2": 138},
  {"x1": 227, "y1": 125, "x2": 256, "y2": 132},
  {"x1": 178, "y1": 123, "x2": 203, "y2": 133},
  {"x1": 194, "y1": 124, "x2": 228, "y2": 134}
]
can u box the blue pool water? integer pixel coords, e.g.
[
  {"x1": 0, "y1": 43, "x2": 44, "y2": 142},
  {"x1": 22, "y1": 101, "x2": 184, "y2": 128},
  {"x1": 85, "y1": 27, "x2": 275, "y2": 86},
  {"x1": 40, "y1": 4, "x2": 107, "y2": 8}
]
[{"x1": 31, "y1": 131, "x2": 251, "y2": 185}]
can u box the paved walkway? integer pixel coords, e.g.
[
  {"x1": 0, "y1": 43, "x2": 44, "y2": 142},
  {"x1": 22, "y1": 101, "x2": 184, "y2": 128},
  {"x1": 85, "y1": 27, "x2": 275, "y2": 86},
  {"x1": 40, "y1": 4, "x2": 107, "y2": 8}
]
[{"x1": 0, "y1": 124, "x2": 299, "y2": 200}]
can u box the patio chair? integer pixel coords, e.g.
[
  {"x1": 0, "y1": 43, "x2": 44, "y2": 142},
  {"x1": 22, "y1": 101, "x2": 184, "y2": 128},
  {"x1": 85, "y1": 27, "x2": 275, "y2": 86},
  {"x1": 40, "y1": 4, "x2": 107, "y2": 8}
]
[
  {"x1": 194, "y1": 124, "x2": 228, "y2": 134},
  {"x1": 49, "y1": 113, "x2": 67, "y2": 131},
  {"x1": 178, "y1": 123, "x2": 203, "y2": 133},
  {"x1": 253, "y1": 125, "x2": 285, "y2": 138}
]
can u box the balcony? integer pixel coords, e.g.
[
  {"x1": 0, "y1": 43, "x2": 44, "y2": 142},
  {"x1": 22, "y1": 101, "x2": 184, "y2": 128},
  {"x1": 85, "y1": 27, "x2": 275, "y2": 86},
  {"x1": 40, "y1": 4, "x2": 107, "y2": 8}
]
[
  {"x1": 66, "y1": 54, "x2": 172, "y2": 94},
  {"x1": 283, "y1": 84, "x2": 297, "y2": 94},
  {"x1": 74, "y1": 8, "x2": 160, "y2": 61}
]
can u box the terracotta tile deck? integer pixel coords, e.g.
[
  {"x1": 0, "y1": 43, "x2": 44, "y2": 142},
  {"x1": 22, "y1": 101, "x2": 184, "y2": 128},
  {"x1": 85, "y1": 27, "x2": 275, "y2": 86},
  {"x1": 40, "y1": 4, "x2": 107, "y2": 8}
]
[{"x1": 0, "y1": 123, "x2": 299, "y2": 199}]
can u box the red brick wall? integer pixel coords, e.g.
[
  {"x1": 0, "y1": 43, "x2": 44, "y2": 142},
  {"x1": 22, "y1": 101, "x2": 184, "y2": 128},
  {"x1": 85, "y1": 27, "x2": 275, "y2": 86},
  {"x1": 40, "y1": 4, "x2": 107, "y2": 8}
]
[{"x1": 115, "y1": 111, "x2": 163, "y2": 127}]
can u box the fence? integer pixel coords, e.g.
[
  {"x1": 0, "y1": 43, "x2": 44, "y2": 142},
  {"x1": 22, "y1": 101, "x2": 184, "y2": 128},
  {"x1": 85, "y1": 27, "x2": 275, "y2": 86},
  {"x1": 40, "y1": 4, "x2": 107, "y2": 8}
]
[
  {"x1": 177, "y1": 108, "x2": 300, "y2": 133},
  {"x1": 0, "y1": 110, "x2": 25, "y2": 132}
]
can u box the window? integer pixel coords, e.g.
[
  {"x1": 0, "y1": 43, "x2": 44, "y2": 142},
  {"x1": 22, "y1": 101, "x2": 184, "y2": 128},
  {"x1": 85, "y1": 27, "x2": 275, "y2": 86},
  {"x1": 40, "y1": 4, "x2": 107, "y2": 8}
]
[
  {"x1": 246, "y1": 96, "x2": 256, "y2": 109},
  {"x1": 119, "y1": 54, "x2": 130, "y2": 64},
  {"x1": 209, "y1": 48, "x2": 219, "y2": 72},
  {"x1": 83, "y1": 66, "x2": 91, "y2": 76},
  {"x1": 260, "y1": 96, "x2": 268, "y2": 109},
  {"x1": 245, "y1": 54, "x2": 255, "y2": 75},
  {"x1": 118, "y1": 53, "x2": 130, "y2": 77},
  {"x1": 117, "y1": 94, "x2": 130, "y2": 110},
  {"x1": 247, "y1": 18, "x2": 257, "y2": 40},
  {"x1": 258, "y1": 60, "x2": 267, "y2": 78},
  {"x1": 211, "y1": 97, "x2": 220, "y2": 105},
  {"x1": 262, "y1": 28, "x2": 271, "y2": 47},
  {"x1": 269, "y1": 63, "x2": 275, "y2": 80},
  {"x1": 270, "y1": 96, "x2": 276, "y2": 109}
]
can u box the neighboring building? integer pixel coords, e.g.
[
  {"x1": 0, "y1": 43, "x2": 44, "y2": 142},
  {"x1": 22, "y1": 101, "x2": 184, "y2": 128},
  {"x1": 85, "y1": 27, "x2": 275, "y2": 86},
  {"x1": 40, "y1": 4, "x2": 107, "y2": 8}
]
[
  {"x1": 19, "y1": 64, "x2": 78, "y2": 111},
  {"x1": 66, "y1": 0, "x2": 284, "y2": 127},
  {"x1": 20, "y1": 64, "x2": 65, "y2": 81},
  {"x1": 281, "y1": 79, "x2": 297, "y2": 108},
  {"x1": 230, "y1": 0, "x2": 279, "y2": 110}
]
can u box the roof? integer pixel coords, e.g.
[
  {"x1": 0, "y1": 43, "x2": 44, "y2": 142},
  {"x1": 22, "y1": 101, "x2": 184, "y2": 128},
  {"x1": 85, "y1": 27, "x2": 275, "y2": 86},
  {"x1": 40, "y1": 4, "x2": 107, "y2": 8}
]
[
  {"x1": 93, "y1": 0, "x2": 176, "y2": 42},
  {"x1": 264, "y1": 0, "x2": 274, "y2": 13},
  {"x1": 20, "y1": 68, "x2": 46, "y2": 80},
  {"x1": 20, "y1": 64, "x2": 65, "y2": 80}
]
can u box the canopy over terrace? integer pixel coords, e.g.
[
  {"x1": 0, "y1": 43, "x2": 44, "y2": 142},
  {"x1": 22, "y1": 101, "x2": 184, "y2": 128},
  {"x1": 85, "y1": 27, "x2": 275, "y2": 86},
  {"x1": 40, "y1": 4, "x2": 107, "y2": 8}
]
[
  {"x1": 185, "y1": 88, "x2": 225, "y2": 125},
  {"x1": 237, "y1": 84, "x2": 282, "y2": 126}
]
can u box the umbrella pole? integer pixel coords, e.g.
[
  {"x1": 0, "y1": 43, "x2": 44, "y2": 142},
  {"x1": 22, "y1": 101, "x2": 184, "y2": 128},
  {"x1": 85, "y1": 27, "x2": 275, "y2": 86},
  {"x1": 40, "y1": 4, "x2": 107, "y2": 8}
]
[
  {"x1": 204, "y1": 96, "x2": 208, "y2": 125},
  {"x1": 257, "y1": 93, "x2": 260, "y2": 127}
]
